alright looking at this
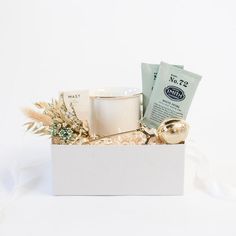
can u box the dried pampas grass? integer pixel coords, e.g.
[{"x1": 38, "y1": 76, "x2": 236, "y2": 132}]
[
  {"x1": 23, "y1": 99, "x2": 90, "y2": 144},
  {"x1": 22, "y1": 108, "x2": 52, "y2": 126},
  {"x1": 34, "y1": 102, "x2": 49, "y2": 109}
]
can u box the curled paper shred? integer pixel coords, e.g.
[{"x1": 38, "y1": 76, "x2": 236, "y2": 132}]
[{"x1": 87, "y1": 131, "x2": 163, "y2": 145}]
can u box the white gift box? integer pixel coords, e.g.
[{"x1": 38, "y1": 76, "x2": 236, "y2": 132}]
[{"x1": 51, "y1": 144, "x2": 185, "y2": 196}]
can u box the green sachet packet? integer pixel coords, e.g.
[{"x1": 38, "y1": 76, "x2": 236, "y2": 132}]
[
  {"x1": 141, "y1": 63, "x2": 184, "y2": 113},
  {"x1": 143, "y1": 62, "x2": 201, "y2": 128}
]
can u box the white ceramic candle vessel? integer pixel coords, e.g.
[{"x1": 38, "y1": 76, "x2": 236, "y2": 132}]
[{"x1": 90, "y1": 87, "x2": 141, "y2": 136}]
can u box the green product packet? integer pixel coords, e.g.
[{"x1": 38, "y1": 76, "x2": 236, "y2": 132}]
[
  {"x1": 141, "y1": 63, "x2": 184, "y2": 113},
  {"x1": 143, "y1": 62, "x2": 201, "y2": 128}
]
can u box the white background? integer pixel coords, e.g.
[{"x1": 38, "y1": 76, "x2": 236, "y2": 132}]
[{"x1": 0, "y1": 0, "x2": 236, "y2": 235}]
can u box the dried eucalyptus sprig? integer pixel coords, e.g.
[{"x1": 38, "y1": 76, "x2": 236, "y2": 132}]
[{"x1": 23, "y1": 99, "x2": 90, "y2": 145}]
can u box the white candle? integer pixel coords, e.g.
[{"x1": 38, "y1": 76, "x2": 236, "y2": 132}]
[{"x1": 90, "y1": 87, "x2": 141, "y2": 136}]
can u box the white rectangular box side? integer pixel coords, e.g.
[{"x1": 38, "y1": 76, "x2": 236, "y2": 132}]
[{"x1": 51, "y1": 144, "x2": 185, "y2": 196}]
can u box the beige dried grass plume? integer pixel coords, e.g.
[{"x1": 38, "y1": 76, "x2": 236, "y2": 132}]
[{"x1": 22, "y1": 108, "x2": 52, "y2": 126}]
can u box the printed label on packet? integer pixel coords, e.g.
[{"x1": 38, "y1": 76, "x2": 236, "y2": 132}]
[
  {"x1": 143, "y1": 62, "x2": 201, "y2": 128},
  {"x1": 60, "y1": 90, "x2": 89, "y2": 121},
  {"x1": 141, "y1": 63, "x2": 184, "y2": 113}
]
